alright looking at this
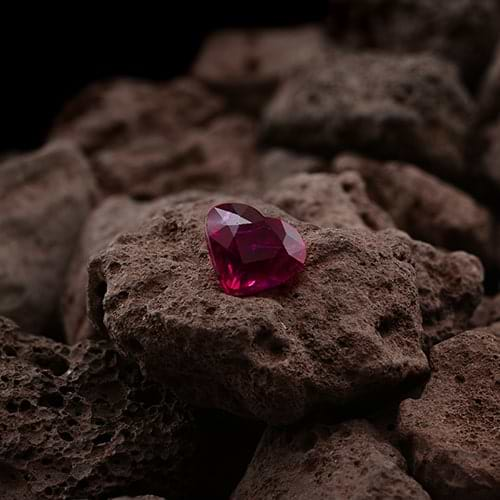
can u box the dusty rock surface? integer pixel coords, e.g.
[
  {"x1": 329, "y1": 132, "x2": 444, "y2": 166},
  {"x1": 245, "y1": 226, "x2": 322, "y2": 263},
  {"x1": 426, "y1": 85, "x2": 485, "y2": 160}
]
[
  {"x1": 470, "y1": 294, "x2": 500, "y2": 328},
  {"x1": 328, "y1": 0, "x2": 500, "y2": 87},
  {"x1": 232, "y1": 419, "x2": 430, "y2": 500},
  {"x1": 409, "y1": 239, "x2": 483, "y2": 347},
  {"x1": 193, "y1": 25, "x2": 333, "y2": 112},
  {"x1": 398, "y1": 326, "x2": 500, "y2": 499},
  {"x1": 87, "y1": 194, "x2": 429, "y2": 424},
  {"x1": 333, "y1": 154, "x2": 498, "y2": 269},
  {"x1": 265, "y1": 172, "x2": 394, "y2": 231},
  {"x1": 262, "y1": 52, "x2": 472, "y2": 180},
  {"x1": 0, "y1": 143, "x2": 96, "y2": 335},
  {"x1": 91, "y1": 114, "x2": 258, "y2": 198},
  {"x1": 258, "y1": 149, "x2": 325, "y2": 188},
  {"x1": 52, "y1": 77, "x2": 224, "y2": 155},
  {"x1": 0, "y1": 316, "x2": 194, "y2": 500}
]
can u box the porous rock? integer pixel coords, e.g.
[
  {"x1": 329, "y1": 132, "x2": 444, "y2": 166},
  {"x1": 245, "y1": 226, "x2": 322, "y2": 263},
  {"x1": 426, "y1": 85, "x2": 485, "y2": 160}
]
[
  {"x1": 232, "y1": 420, "x2": 430, "y2": 500},
  {"x1": 265, "y1": 172, "x2": 394, "y2": 230},
  {"x1": 262, "y1": 52, "x2": 472, "y2": 180},
  {"x1": 258, "y1": 149, "x2": 325, "y2": 188},
  {"x1": 470, "y1": 294, "x2": 500, "y2": 328},
  {"x1": 408, "y1": 238, "x2": 484, "y2": 347},
  {"x1": 398, "y1": 326, "x2": 500, "y2": 499},
  {"x1": 91, "y1": 114, "x2": 258, "y2": 198},
  {"x1": 333, "y1": 154, "x2": 497, "y2": 268},
  {"x1": 328, "y1": 0, "x2": 500, "y2": 87},
  {"x1": 193, "y1": 25, "x2": 333, "y2": 112},
  {"x1": 52, "y1": 77, "x2": 224, "y2": 155},
  {"x1": 87, "y1": 193, "x2": 429, "y2": 423},
  {"x1": 0, "y1": 316, "x2": 194, "y2": 500},
  {"x1": 0, "y1": 142, "x2": 96, "y2": 335}
]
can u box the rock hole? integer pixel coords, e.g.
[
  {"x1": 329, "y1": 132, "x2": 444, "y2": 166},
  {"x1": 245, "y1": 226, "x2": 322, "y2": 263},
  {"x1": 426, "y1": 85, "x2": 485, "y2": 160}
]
[
  {"x1": 3, "y1": 345, "x2": 16, "y2": 357},
  {"x1": 38, "y1": 392, "x2": 64, "y2": 409},
  {"x1": 455, "y1": 374, "x2": 465, "y2": 384},
  {"x1": 33, "y1": 353, "x2": 69, "y2": 376},
  {"x1": 94, "y1": 432, "x2": 114, "y2": 445},
  {"x1": 58, "y1": 431, "x2": 74, "y2": 442},
  {"x1": 126, "y1": 337, "x2": 144, "y2": 354}
]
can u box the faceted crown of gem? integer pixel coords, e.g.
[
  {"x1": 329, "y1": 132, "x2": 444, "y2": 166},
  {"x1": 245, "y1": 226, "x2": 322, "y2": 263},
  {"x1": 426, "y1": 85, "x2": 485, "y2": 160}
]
[{"x1": 205, "y1": 203, "x2": 306, "y2": 296}]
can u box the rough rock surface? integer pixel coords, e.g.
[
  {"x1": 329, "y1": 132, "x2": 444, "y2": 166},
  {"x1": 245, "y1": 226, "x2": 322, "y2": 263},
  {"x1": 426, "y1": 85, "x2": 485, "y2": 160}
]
[
  {"x1": 91, "y1": 114, "x2": 258, "y2": 198},
  {"x1": 88, "y1": 194, "x2": 429, "y2": 423},
  {"x1": 333, "y1": 154, "x2": 497, "y2": 268},
  {"x1": 265, "y1": 172, "x2": 394, "y2": 231},
  {"x1": 193, "y1": 25, "x2": 333, "y2": 112},
  {"x1": 0, "y1": 316, "x2": 194, "y2": 500},
  {"x1": 258, "y1": 149, "x2": 325, "y2": 188},
  {"x1": 398, "y1": 326, "x2": 500, "y2": 499},
  {"x1": 409, "y1": 238, "x2": 484, "y2": 347},
  {"x1": 232, "y1": 420, "x2": 430, "y2": 500},
  {"x1": 328, "y1": 0, "x2": 500, "y2": 87},
  {"x1": 470, "y1": 294, "x2": 500, "y2": 328},
  {"x1": 52, "y1": 77, "x2": 224, "y2": 156},
  {"x1": 0, "y1": 143, "x2": 96, "y2": 335},
  {"x1": 262, "y1": 52, "x2": 472, "y2": 180}
]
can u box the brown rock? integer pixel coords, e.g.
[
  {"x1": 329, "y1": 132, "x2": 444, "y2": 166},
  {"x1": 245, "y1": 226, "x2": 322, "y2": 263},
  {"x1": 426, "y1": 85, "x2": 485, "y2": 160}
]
[
  {"x1": 0, "y1": 142, "x2": 96, "y2": 335},
  {"x1": 262, "y1": 52, "x2": 472, "y2": 180},
  {"x1": 193, "y1": 25, "x2": 333, "y2": 112},
  {"x1": 232, "y1": 420, "x2": 430, "y2": 500},
  {"x1": 92, "y1": 115, "x2": 258, "y2": 198},
  {"x1": 87, "y1": 193, "x2": 428, "y2": 423},
  {"x1": 470, "y1": 294, "x2": 500, "y2": 328},
  {"x1": 409, "y1": 238, "x2": 484, "y2": 347},
  {"x1": 258, "y1": 149, "x2": 325, "y2": 189},
  {"x1": 328, "y1": 0, "x2": 500, "y2": 87},
  {"x1": 398, "y1": 326, "x2": 500, "y2": 499},
  {"x1": 0, "y1": 316, "x2": 194, "y2": 500},
  {"x1": 333, "y1": 154, "x2": 497, "y2": 269},
  {"x1": 52, "y1": 77, "x2": 224, "y2": 155},
  {"x1": 265, "y1": 172, "x2": 394, "y2": 230}
]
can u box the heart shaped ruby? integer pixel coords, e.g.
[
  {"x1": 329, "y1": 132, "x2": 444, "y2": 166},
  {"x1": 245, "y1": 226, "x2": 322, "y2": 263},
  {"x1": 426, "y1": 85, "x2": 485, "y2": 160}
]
[{"x1": 205, "y1": 203, "x2": 307, "y2": 296}]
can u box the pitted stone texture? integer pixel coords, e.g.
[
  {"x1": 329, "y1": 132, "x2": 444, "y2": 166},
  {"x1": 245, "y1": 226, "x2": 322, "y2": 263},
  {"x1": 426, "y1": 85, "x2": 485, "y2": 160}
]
[
  {"x1": 0, "y1": 316, "x2": 194, "y2": 500},
  {"x1": 328, "y1": 0, "x2": 500, "y2": 88},
  {"x1": 0, "y1": 143, "x2": 96, "y2": 335},
  {"x1": 409, "y1": 239, "x2": 484, "y2": 347},
  {"x1": 398, "y1": 326, "x2": 500, "y2": 499},
  {"x1": 52, "y1": 77, "x2": 224, "y2": 155},
  {"x1": 88, "y1": 194, "x2": 428, "y2": 423},
  {"x1": 258, "y1": 149, "x2": 325, "y2": 189},
  {"x1": 478, "y1": 43, "x2": 500, "y2": 124},
  {"x1": 193, "y1": 25, "x2": 333, "y2": 112},
  {"x1": 262, "y1": 53, "x2": 472, "y2": 180},
  {"x1": 333, "y1": 155, "x2": 497, "y2": 269},
  {"x1": 265, "y1": 172, "x2": 394, "y2": 231},
  {"x1": 470, "y1": 294, "x2": 500, "y2": 328},
  {"x1": 232, "y1": 420, "x2": 430, "y2": 500},
  {"x1": 92, "y1": 115, "x2": 258, "y2": 198}
]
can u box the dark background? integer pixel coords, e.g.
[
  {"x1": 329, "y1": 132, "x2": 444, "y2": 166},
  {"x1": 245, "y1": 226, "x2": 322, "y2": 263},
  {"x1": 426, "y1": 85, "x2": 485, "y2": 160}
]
[{"x1": 0, "y1": 3, "x2": 327, "y2": 153}]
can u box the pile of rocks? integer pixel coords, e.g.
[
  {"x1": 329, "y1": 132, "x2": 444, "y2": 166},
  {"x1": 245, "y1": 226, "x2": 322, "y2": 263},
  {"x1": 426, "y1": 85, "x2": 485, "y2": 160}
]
[{"x1": 1, "y1": 2, "x2": 499, "y2": 498}]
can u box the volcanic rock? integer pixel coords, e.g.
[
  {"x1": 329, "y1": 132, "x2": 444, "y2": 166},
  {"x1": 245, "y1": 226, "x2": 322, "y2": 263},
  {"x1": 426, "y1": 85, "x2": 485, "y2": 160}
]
[
  {"x1": 470, "y1": 294, "x2": 500, "y2": 328},
  {"x1": 0, "y1": 316, "x2": 194, "y2": 500},
  {"x1": 398, "y1": 326, "x2": 500, "y2": 499},
  {"x1": 232, "y1": 420, "x2": 430, "y2": 499},
  {"x1": 52, "y1": 77, "x2": 224, "y2": 155},
  {"x1": 328, "y1": 0, "x2": 500, "y2": 88},
  {"x1": 265, "y1": 172, "x2": 394, "y2": 230},
  {"x1": 0, "y1": 143, "x2": 96, "y2": 335},
  {"x1": 193, "y1": 25, "x2": 333, "y2": 112},
  {"x1": 87, "y1": 193, "x2": 428, "y2": 423},
  {"x1": 333, "y1": 154, "x2": 497, "y2": 269},
  {"x1": 262, "y1": 52, "x2": 472, "y2": 180}
]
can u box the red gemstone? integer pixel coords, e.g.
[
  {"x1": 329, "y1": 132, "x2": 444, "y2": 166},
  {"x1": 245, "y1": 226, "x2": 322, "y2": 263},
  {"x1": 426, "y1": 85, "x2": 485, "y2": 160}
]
[{"x1": 205, "y1": 203, "x2": 306, "y2": 296}]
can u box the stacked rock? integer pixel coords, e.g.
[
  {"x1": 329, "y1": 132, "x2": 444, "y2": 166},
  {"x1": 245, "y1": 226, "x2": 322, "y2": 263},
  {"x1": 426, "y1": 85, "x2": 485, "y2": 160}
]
[{"x1": 1, "y1": 4, "x2": 499, "y2": 499}]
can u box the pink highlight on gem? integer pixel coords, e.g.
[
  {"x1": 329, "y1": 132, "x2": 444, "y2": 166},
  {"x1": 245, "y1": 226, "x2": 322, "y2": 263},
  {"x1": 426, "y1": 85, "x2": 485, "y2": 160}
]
[{"x1": 205, "y1": 203, "x2": 306, "y2": 296}]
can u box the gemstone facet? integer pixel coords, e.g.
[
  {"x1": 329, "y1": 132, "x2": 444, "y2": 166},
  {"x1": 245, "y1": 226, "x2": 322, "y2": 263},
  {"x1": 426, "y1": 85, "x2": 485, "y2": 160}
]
[{"x1": 205, "y1": 203, "x2": 306, "y2": 296}]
